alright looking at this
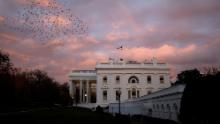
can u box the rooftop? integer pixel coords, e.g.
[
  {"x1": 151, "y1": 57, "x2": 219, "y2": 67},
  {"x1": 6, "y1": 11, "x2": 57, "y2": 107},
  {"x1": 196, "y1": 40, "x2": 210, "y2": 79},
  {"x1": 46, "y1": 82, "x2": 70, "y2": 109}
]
[
  {"x1": 72, "y1": 70, "x2": 96, "y2": 73},
  {"x1": 96, "y1": 58, "x2": 169, "y2": 69}
]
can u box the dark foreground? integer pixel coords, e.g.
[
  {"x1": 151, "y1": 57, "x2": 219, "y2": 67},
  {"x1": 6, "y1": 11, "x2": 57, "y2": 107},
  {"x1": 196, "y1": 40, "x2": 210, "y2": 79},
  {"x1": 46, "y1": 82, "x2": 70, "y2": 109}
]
[{"x1": 0, "y1": 107, "x2": 177, "y2": 124}]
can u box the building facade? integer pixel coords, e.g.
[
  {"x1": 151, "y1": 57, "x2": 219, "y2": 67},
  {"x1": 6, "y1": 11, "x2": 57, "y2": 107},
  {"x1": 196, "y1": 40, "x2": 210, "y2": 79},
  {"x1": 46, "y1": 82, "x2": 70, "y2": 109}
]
[
  {"x1": 69, "y1": 58, "x2": 171, "y2": 107},
  {"x1": 109, "y1": 84, "x2": 185, "y2": 122}
]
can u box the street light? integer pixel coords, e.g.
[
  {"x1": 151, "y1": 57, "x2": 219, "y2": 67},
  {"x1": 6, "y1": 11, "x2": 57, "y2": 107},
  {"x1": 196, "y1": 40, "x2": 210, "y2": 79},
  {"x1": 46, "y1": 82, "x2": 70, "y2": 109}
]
[{"x1": 118, "y1": 88, "x2": 121, "y2": 115}]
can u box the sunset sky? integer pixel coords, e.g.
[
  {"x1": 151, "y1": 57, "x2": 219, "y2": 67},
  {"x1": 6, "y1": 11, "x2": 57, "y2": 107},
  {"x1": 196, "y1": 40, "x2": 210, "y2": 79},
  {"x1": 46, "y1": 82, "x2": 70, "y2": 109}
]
[{"x1": 0, "y1": 0, "x2": 220, "y2": 83}]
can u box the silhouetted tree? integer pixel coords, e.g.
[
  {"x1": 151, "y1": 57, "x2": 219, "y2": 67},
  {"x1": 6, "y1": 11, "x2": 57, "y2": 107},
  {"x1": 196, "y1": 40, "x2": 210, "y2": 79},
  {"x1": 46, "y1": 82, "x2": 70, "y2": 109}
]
[
  {"x1": 0, "y1": 50, "x2": 16, "y2": 111},
  {"x1": 175, "y1": 69, "x2": 201, "y2": 84},
  {"x1": 0, "y1": 50, "x2": 71, "y2": 112},
  {"x1": 0, "y1": 50, "x2": 13, "y2": 74},
  {"x1": 58, "y1": 83, "x2": 71, "y2": 106},
  {"x1": 179, "y1": 68, "x2": 219, "y2": 124}
]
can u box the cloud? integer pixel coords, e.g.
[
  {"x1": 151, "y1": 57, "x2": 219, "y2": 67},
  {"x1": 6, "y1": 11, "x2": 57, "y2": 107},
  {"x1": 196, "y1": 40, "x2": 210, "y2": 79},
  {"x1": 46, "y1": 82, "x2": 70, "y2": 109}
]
[
  {"x1": 0, "y1": 16, "x2": 4, "y2": 23},
  {"x1": 0, "y1": 33, "x2": 21, "y2": 43},
  {"x1": 105, "y1": 32, "x2": 129, "y2": 42},
  {"x1": 3, "y1": 48, "x2": 30, "y2": 64},
  {"x1": 1, "y1": 0, "x2": 220, "y2": 83},
  {"x1": 16, "y1": 0, "x2": 59, "y2": 7},
  {"x1": 118, "y1": 44, "x2": 196, "y2": 62},
  {"x1": 45, "y1": 15, "x2": 71, "y2": 27}
]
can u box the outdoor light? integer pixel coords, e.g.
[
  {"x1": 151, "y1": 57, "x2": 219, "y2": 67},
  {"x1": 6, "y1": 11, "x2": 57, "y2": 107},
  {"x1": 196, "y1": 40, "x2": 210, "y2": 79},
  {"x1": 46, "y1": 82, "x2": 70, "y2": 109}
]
[
  {"x1": 85, "y1": 94, "x2": 87, "y2": 97},
  {"x1": 118, "y1": 88, "x2": 121, "y2": 115}
]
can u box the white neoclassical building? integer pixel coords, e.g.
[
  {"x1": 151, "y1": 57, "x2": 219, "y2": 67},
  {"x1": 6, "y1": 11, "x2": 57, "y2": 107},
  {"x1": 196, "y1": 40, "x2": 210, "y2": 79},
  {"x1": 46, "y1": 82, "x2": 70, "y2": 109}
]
[
  {"x1": 109, "y1": 84, "x2": 185, "y2": 122},
  {"x1": 69, "y1": 58, "x2": 171, "y2": 107}
]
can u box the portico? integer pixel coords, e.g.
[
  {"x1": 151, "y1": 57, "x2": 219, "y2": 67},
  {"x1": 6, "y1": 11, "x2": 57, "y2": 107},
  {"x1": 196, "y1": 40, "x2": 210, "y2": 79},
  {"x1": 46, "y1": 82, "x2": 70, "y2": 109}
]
[{"x1": 69, "y1": 70, "x2": 96, "y2": 104}]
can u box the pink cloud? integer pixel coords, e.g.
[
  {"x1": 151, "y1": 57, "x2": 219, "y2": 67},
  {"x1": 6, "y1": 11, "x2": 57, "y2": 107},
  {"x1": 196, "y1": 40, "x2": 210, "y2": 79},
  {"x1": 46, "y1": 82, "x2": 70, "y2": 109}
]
[
  {"x1": 85, "y1": 36, "x2": 100, "y2": 44},
  {"x1": 44, "y1": 15, "x2": 71, "y2": 27},
  {"x1": 4, "y1": 49, "x2": 30, "y2": 64},
  {"x1": 119, "y1": 44, "x2": 197, "y2": 62},
  {"x1": 79, "y1": 51, "x2": 108, "y2": 68},
  {"x1": 0, "y1": 16, "x2": 4, "y2": 23},
  {"x1": 1, "y1": 0, "x2": 220, "y2": 84},
  {"x1": 0, "y1": 33, "x2": 21, "y2": 43},
  {"x1": 105, "y1": 32, "x2": 129, "y2": 42},
  {"x1": 16, "y1": 0, "x2": 60, "y2": 8}
]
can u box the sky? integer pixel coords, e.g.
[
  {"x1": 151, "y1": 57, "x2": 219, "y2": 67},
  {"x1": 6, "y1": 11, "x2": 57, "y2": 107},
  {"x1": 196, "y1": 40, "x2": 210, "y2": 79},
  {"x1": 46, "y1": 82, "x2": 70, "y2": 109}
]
[{"x1": 0, "y1": 0, "x2": 220, "y2": 83}]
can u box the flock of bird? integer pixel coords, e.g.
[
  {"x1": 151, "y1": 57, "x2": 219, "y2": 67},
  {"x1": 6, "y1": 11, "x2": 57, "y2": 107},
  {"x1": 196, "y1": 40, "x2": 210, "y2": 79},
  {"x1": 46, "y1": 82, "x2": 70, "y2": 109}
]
[{"x1": 2, "y1": 0, "x2": 88, "y2": 41}]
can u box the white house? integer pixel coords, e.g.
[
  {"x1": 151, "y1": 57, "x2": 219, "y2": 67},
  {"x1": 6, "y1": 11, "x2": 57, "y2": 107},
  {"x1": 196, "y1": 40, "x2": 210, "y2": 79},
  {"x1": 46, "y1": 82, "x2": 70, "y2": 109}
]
[
  {"x1": 68, "y1": 58, "x2": 171, "y2": 107},
  {"x1": 68, "y1": 58, "x2": 185, "y2": 122}
]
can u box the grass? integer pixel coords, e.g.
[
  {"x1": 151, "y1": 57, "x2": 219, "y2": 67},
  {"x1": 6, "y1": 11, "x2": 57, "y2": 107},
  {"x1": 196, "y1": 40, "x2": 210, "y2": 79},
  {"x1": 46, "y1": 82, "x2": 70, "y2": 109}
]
[
  {"x1": 0, "y1": 107, "x2": 177, "y2": 124},
  {"x1": 0, "y1": 107, "x2": 121, "y2": 124}
]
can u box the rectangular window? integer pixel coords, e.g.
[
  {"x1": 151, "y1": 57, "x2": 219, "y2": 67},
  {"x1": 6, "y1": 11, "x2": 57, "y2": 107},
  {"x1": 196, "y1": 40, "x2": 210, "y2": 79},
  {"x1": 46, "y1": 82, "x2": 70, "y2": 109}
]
[
  {"x1": 137, "y1": 90, "x2": 140, "y2": 97},
  {"x1": 116, "y1": 76, "x2": 120, "y2": 83},
  {"x1": 103, "y1": 76, "x2": 107, "y2": 83},
  {"x1": 103, "y1": 90, "x2": 107, "y2": 101},
  {"x1": 147, "y1": 90, "x2": 152, "y2": 95},
  {"x1": 147, "y1": 76, "x2": 151, "y2": 84},
  {"x1": 160, "y1": 76, "x2": 164, "y2": 84},
  {"x1": 128, "y1": 90, "x2": 131, "y2": 99},
  {"x1": 116, "y1": 90, "x2": 120, "y2": 101},
  {"x1": 132, "y1": 90, "x2": 136, "y2": 98}
]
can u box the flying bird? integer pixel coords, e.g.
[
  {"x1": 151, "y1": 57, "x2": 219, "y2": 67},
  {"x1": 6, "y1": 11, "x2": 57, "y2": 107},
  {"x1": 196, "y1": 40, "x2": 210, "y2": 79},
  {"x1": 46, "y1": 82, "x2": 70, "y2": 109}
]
[{"x1": 2, "y1": 0, "x2": 88, "y2": 43}]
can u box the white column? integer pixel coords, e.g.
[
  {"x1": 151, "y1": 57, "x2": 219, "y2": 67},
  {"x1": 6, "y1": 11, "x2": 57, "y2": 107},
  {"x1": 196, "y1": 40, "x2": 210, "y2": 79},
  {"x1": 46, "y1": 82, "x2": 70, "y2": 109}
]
[
  {"x1": 73, "y1": 82, "x2": 76, "y2": 99},
  {"x1": 82, "y1": 81, "x2": 86, "y2": 103},
  {"x1": 80, "y1": 80, "x2": 82, "y2": 103},
  {"x1": 86, "y1": 80, "x2": 89, "y2": 103},
  {"x1": 69, "y1": 81, "x2": 73, "y2": 99}
]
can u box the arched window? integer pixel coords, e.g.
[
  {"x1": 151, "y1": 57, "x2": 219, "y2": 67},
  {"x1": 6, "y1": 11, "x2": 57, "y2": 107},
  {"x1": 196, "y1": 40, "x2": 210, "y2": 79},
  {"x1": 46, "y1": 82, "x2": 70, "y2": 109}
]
[{"x1": 128, "y1": 76, "x2": 139, "y2": 83}]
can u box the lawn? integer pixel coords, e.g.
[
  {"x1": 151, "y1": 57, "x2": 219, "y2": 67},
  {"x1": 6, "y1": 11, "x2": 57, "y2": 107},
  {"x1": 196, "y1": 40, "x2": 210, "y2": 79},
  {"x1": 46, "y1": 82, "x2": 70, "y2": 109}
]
[
  {"x1": 0, "y1": 107, "x2": 126, "y2": 124},
  {"x1": 0, "y1": 107, "x2": 177, "y2": 124}
]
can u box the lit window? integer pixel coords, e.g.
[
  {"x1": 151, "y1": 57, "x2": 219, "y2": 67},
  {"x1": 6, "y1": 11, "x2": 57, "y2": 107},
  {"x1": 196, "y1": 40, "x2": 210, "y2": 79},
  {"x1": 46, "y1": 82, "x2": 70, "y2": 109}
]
[
  {"x1": 116, "y1": 76, "x2": 120, "y2": 83},
  {"x1": 147, "y1": 76, "x2": 151, "y2": 84},
  {"x1": 103, "y1": 76, "x2": 107, "y2": 83},
  {"x1": 160, "y1": 76, "x2": 164, "y2": 83},
  {"x1": 103, "y1": 90, "x2": 107, "y2": 101}
]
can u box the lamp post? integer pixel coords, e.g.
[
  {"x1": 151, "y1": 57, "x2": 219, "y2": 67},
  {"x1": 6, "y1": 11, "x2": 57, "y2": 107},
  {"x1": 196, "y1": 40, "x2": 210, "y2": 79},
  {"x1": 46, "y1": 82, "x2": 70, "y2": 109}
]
[
  {"x1": 75, "y1": 87, "x2": 78, "y2": 106},
  {"x1": 71, "y1": 96, "x2": 74, "y2": 106},
  {"x1": 118, "y1": 88, "x2": 121, "y2": 115}
]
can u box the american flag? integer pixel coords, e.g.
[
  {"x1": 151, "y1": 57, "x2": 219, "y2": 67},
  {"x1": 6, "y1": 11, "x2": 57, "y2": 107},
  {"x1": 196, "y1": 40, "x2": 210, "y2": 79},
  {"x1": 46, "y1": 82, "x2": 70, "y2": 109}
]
[{"x1": 117, "y1": 46, "x2": 123, "y2": 50}]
